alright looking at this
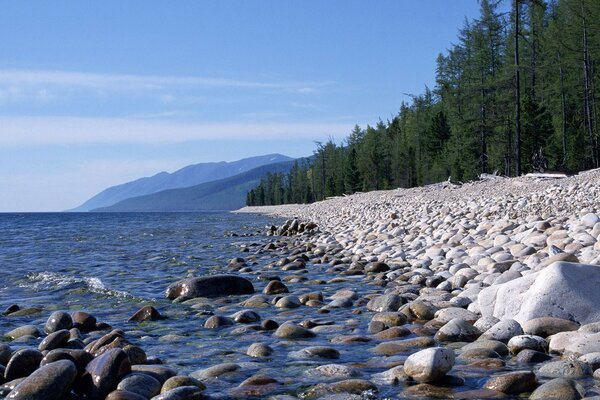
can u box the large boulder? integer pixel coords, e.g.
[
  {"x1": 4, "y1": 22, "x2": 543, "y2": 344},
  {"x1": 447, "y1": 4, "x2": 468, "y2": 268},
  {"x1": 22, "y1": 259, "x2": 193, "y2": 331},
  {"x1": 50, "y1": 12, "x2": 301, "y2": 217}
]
[
  {"x1": 478, "y1": 262, "x2": 600, "y2": 325},
  {"x1": 165, "y1": 275, "x2": 254, "y2": 300}
]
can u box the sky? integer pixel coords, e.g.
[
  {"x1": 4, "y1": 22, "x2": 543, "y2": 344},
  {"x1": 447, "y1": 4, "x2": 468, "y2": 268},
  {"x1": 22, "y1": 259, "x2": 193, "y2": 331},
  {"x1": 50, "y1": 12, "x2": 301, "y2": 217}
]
[{"x1": 0, "y1": 1, "x2": 484, "y2": 212}]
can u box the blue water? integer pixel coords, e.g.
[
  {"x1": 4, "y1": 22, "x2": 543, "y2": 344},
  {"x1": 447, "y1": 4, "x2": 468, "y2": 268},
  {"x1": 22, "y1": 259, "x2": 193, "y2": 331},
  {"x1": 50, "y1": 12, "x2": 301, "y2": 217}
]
[{"x1": 0, "y1": 212, "x2": 276, "y2": 313}]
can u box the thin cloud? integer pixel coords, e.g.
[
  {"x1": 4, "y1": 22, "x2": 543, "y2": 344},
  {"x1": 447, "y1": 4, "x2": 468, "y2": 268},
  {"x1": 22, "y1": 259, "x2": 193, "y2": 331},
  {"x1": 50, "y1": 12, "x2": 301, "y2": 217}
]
[
  {"x1": 0, "y1": 116, "x2": 354, "y2": 146},
  {"x1": 0, "y1": 69, "x2": 331, "y2": 92}
]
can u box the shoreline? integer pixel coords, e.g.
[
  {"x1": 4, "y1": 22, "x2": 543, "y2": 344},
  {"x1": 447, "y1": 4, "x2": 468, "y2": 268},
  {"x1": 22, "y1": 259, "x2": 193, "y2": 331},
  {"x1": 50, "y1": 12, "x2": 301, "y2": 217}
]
[{"x1": 2, "y1": 170, "x2": 600, "y2": 399}]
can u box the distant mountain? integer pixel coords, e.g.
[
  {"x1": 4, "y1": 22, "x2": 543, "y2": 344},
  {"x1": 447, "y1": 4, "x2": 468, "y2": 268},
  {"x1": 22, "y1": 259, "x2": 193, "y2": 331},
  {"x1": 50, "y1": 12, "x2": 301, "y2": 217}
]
[
  {"x1": 70, "y1": 154, "x2": 293, "y2": 211},
  {"x1": 91, "y1": 160, "x2": 297, "y2": 212}
]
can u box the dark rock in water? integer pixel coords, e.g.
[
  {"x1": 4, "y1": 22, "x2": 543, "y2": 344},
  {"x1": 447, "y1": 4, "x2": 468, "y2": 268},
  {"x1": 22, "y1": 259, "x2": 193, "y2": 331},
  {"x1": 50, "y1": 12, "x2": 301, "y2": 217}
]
[
  {"x1": 79, "y1": 348, "x2": 131, "y2": 400},
  {"x1": 128, "y1": 306, "x2": 162, "y2": 323},
  {"x1": 515, "y1": 349, "x2": 552, "y2": 364},
  {"x1": 117, "y1": 373, "x2": 162, "y2": 398},
  {"x1": 4, "y1": 349, "x2": 44, "y2": 381},
  {"x1": 130, "y1": 365, "x2": 177, "y2": 384},
  {"x1": 40, "y1": 349, "x2": 93, "y2": 376},
  {"x1": 38, "y1": 329, "x2": 70, "y2": 352},
  {"x1": 6, "y1": 359, "x2": 77, "y2": 400},
  {"x1": 263, "y1": 280, "x2": 289, "y2": 295},
  {"x1": 3, "y1": 305, "x2": 19, "y2": 315},
  {"x1": 152, "y1": 386, "x2": 205, "y2": 400},
  {"x1": 529, "y1": 378, "x2": 584, "y2": 400},
  {"x1": 85, "y1": 329, "x2": 128, "y2": 357},
  {"x1": 203, "y1": 316, "x2": 234, "y2": 329},
  {"x1": 165, "y1": 275, "x2": 254, "y2": 300},
  {"x1": 161, "y1": 376, "x2": 206, "y2": 393},
  {"x1": 72, "y1": 311, "x2": 97, "y2": 332},
  {"x1": 0, "y1": 343, "x2": 12, "y2": 366},
  {"x1": 44, "y1": 311, "x2": 73, "y2": 334},
  {"x1": 106, "y1": 390, "x2": 147, "y2": 400},
  {"x1": 484, "y1": 371, "x2": 538, "y2": 394}
]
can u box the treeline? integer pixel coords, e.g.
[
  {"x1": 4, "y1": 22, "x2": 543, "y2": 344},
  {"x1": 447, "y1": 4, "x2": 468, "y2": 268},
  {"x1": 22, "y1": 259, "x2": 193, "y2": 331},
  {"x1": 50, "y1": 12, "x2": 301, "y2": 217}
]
[{"x1": 247, "y1": 0, "x2": 600, "y2": 206}]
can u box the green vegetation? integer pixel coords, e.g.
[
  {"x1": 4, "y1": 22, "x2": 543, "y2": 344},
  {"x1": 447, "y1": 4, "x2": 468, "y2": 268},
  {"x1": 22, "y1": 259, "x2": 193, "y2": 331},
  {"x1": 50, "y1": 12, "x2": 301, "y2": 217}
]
[{"x1": 247, "y1": 0, "x2": 600, "y2": 207}]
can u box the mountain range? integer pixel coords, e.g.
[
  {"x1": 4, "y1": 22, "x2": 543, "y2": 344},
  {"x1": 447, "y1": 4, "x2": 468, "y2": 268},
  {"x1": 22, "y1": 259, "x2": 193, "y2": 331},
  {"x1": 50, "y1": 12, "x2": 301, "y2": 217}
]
[{"x1": 70, "y1": 154, "x2": 294, "y2": 212}]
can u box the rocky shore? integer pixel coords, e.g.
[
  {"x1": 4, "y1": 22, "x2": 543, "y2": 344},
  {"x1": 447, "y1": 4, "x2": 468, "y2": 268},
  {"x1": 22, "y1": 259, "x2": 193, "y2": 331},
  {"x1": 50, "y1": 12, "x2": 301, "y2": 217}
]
[{"x1": 2, "y1": 169, "x2": 600, "y2": 399}]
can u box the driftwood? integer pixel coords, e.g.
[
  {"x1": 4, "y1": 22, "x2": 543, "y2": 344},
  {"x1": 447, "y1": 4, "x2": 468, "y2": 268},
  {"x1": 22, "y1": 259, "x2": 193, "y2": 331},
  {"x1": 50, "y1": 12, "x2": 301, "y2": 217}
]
[{"x1": 524, "y1": 172, "x2": 568, "y2": 179}]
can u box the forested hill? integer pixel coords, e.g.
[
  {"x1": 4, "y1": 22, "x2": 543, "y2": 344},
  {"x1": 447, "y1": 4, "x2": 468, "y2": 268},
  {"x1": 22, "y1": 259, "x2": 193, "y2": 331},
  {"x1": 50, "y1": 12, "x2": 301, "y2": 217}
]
[{"x1": 247, "y1": 0, "x2": 600, "y2": 207}]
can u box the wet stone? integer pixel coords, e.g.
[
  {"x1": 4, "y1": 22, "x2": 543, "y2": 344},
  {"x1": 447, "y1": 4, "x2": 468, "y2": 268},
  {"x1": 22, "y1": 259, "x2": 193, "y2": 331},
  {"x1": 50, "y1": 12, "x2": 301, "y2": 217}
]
[
  {"x1": 483, "y1": 371, "x2": 537, "y2": 394},
  {"x1": 190, "y1": 363, "x2": 241, "y2": 379},
  {"x1": 203, "y1": 315, "x2": 234, "y2": 329},
  {"x1": 72, "y1": 311, "x2": 97, "y2": 332},
  {"x1": 403, "y1": 347, "x2": 455, "y2": 383},
  {"x1": 130, "y1": 365, "x2": 177, "y2": 384},
  {"x1": 6, "y1": 359, "x2": 77, "y2": 400},
  {"x1": 117, "y1": 373, "x2": 162, "y2": 399},
  {"x1": 45, "y1": 311, "x2": 73, "y2": 334},
  {"x1": 128, "y1": 306, "x2": 162, "y2": 322},
  {"x1": 5, "y1": 326, "x2": 40, "y2": 341},
  {"x1": 38, "y1": 329, "x2": 70, "y2": 352},
  {"x1": 536, "y1": 359, "x2": 591, "y2": 379},
  {"x1": 79, "y1": 348, "x2": 131, "y2": 400},
  {"x1": 4, "y1": 349, "x2": 44, "y2": 381},
  {"x1": 106, "y1": 390, "x2": 147, "y2": 400},
  {"x1": 151, "y1": 386, "x2": 205, "y2": 400},
  {"x1": 529, "y1": 378, "x2": 584, "y2": 400},
  {"x1": 274, "y1": 322, "x2": 315, "y2": 339},
  {"x1": 160, "y1": 376, "x2": 205, "y2": 393},
  {"x1": 515, "y1": 349, "x2": 552, "y2": 364},
  {"x1": 247, "y1": 343, "x2": 273, "y2": 358}
]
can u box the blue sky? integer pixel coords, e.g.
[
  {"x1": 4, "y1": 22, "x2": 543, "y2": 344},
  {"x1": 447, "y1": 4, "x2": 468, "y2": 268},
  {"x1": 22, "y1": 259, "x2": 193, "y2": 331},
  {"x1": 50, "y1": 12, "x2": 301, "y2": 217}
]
[{"x1": 0, "y1": 1, "x2": 483, "y2": 211}]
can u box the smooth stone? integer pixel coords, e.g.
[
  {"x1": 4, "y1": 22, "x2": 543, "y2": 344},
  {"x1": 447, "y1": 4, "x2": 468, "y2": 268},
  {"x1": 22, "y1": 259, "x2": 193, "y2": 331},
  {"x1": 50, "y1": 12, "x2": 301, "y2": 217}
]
[
  {"x1": 461, "y1": 340, "x2": 509, "y2": 356},
  {"x1": 80, "y1": 348, "x2": 132, "y2": 399},
  {"x1": 374, "y1": 326, "x2": 411, "y2": 339},
  {"x1": 4, "y1": 349, "x2": 44, "y2": 381},
  {"x1": 151, "y1": 386, "x2": 204, "y2": 400},
  {"x1": 275, "y1": 296, "x2": 302, "y2": 309},
  {"x1": 478, "y1": 262, "x2": 600, "y2": 325},
  {"x1": 45, "y1": 311, "x2": 73, "y2": 334},
  {"x1": 507, "y1": 335, "x2": 548, "y2": 355},
  {"x1": 292, "y1": 346, "x2": 340, "y2": 359},
  {"x1": 263, "y1": 280, "x2": 289, "y2": 295},
  {"x1": 522, "y1": 317, "x2": 580, "y2": 337},
  {"x1": 117, "y1": 373, "x2": 162, "y2": 398},
  {"x1": 529, "y1": 378, "x2": 584, "y2": 400},
  {"x1": 274, "y1": 322, "x2": 315, "y2": 339},
  {"x1": 371, "y1": 312, "x2": 407, "y2": 327},
  {"x1": 434, "y1": 307, "x2": 479, "y2": 324},
  {"x1": 6, "y1": 360, "x2": 77, "y2": 400},
  {"x1": 231, "y1": 310, "x2": 260, "y2": 324},
  {"x1": 0, "y1": 344, "x2": 12, "y2": 365},
  {"x1": 161, "y1": 376, "x2": 205, "y2": 393},
  {"x1": 165, "y1": 275, "x2": 254, "y2": 300},
  {"x1": 203, "y1": 316, "x2": 234, "y2": 329},
  {"x1": 372, "y1": 337, "x2": 435, "y2": 356},
  {"x1": 313, "y1": 364, "x2": 357, "y2": 379},
  {"x1": 302, "y1": 379, "x2": 377, "y2": 398},
  {"x1": 5, "y1": 326, "x2": 40, "y2": 340},
  {"x1": 190, "y1": 363, "x2": 240, "y2": 379},
  {"x1": 123, "y1": 345, "x2": 147, "y2": 365},
  {"x1": 106, "y1": 391, "x2": 147, "y2": 400},
  {"x1": 38, "y1": 329, "x2": 70, "y2": 352},
  {"x1": 536, "y1": 359, "x2": 591, "y2": 379},
  {"x1": 40, "y1": 348, "x2": 93, "y2": 375},
  {"x1": 474, "y1": 316, "x2": 500, "y2": 332},
  {"x1": 72, "y1": 311, "x2": 97, "y2": 332},
  {"x1": 480, "y1": 319, "x2": 523, "y2": 343},
  {"x1": 403, "y1": 347, "x2": 455, "y2": 383},
  {"x1": 130, "y1": 365, "x2": 177, "y2": 384},
  {"x1": 578, "y1": 352, "x2": 600, "y2": 369},
  {"x1": 457, "y1": 348, "x2": 501, "y2": 360},
  {"x1": 483, "y1": 371, "x2": 537, "y2": 394},
  {"x1": 515, "y1": 349, "x2": 552, "y2": 364},
  {"x1": 366, "y1": 294, "x2": 402, "y2": 312},
  {"x1": 434, "y1": 318, "x2": 480, "y2": 342},
  {"x1": 128, "y1": 306, "x2": 162, "y2": 322},
  {"x1": 246, "y1": 343, "x2": 273, "y2": 358}
]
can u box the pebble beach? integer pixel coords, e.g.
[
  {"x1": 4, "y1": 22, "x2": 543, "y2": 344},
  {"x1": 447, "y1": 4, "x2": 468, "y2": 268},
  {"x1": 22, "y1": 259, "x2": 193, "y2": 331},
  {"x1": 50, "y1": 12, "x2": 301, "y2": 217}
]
[{"x1": 2, "y1": 169, "x2": 600, "y2": 399}]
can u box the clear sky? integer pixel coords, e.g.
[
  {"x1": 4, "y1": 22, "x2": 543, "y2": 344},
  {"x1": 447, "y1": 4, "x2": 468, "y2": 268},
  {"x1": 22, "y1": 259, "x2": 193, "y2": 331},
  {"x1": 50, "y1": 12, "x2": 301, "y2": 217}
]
[{"x1": 0, "y1": 1, "x2": 483, "y2": 211}]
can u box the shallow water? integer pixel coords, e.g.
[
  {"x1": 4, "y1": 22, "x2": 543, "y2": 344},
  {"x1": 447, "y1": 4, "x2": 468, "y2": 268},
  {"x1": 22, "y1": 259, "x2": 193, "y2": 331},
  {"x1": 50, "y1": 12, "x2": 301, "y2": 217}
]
[{"x1": 2, "y1": 212, "x2": 587, "y2": 399}]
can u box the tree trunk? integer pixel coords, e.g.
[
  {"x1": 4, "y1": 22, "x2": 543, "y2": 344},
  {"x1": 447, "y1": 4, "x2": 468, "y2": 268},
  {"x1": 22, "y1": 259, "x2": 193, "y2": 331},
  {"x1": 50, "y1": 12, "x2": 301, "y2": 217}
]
[
  {"x1": 582, "y1": 0, "x2": 599, "y2": 167},
  {"x1": 514, "y1": 0, "x2": 522, "y2": 175}
]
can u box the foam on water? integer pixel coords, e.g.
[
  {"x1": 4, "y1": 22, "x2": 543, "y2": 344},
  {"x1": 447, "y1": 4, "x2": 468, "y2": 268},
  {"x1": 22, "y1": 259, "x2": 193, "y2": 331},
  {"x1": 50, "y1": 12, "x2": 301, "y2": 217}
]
[{"x1": 23, "y1": 271, "x2": 137, "y2": 299}]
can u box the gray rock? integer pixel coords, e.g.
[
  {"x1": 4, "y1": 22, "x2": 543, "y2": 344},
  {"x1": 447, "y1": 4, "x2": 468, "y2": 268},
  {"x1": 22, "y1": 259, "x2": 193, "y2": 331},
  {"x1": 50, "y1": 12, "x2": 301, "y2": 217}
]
[
  {"x1": 6, "y1": 360, "x2": 77, "y2": 400},
  {"x1": 529, "y1": 378, "x2": 584, "y2": 400},
  {"x1": 478, "y1": 262, "x2": 600, "y2": 325},
  {"x1": 5, "y1": 325, "x2": 40, "y2": 340},
  {"x1": 403, "y1": 347, "x2": 455, "y2": 383},
  {"x1": 507, "y1": 335, "x2": 548, "y2": 355},
  {"x1": 130, "y1": 365, "x2": 177, "y2": 384},
  {"x1": 165, "y1": 275, "x2": 254, "y2": 300},
  {"x1": 434, "y1": 318, "x2": 480, "y2": 342},
  {"x1": 160, "y1": 376, "x2": 205, "y2": 393},
  {"x1": 480, "y1": 319, "x2": 523, "y2": 343},
  {"x1": 522, "y1": 317, "x2": 579, "y2": 337},
  {"x1": 247, "y1": 343, "x2": 273, "y2": 358},
  {"x1": 537, "y1": 359, "x2": 591, "y2": 379},
  {"x1": 38, "y1": 329, "x2": 70, "y2": 352},
  {"x1": 274, "y1": 322, "x2": 315, "y2": 339},
  {"x1": 151, "y1": 386, "x2": 204, "y2": 400},
  {"x1": 366, "y1": 294, "x2": 402, "y2": 312},
  {"x1": 191, "y1": 363, "x2": 240, "y2": 379},
  {"x1": 483, "y1": 371, "x2": 537, "y2": 394}
]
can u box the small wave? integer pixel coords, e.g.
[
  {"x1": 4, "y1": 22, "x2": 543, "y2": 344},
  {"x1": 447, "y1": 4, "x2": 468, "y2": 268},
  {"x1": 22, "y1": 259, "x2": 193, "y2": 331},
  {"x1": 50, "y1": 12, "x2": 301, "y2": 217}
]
[{"x1": 23, "y1": 271, "x2": 138, "y2": 300}]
